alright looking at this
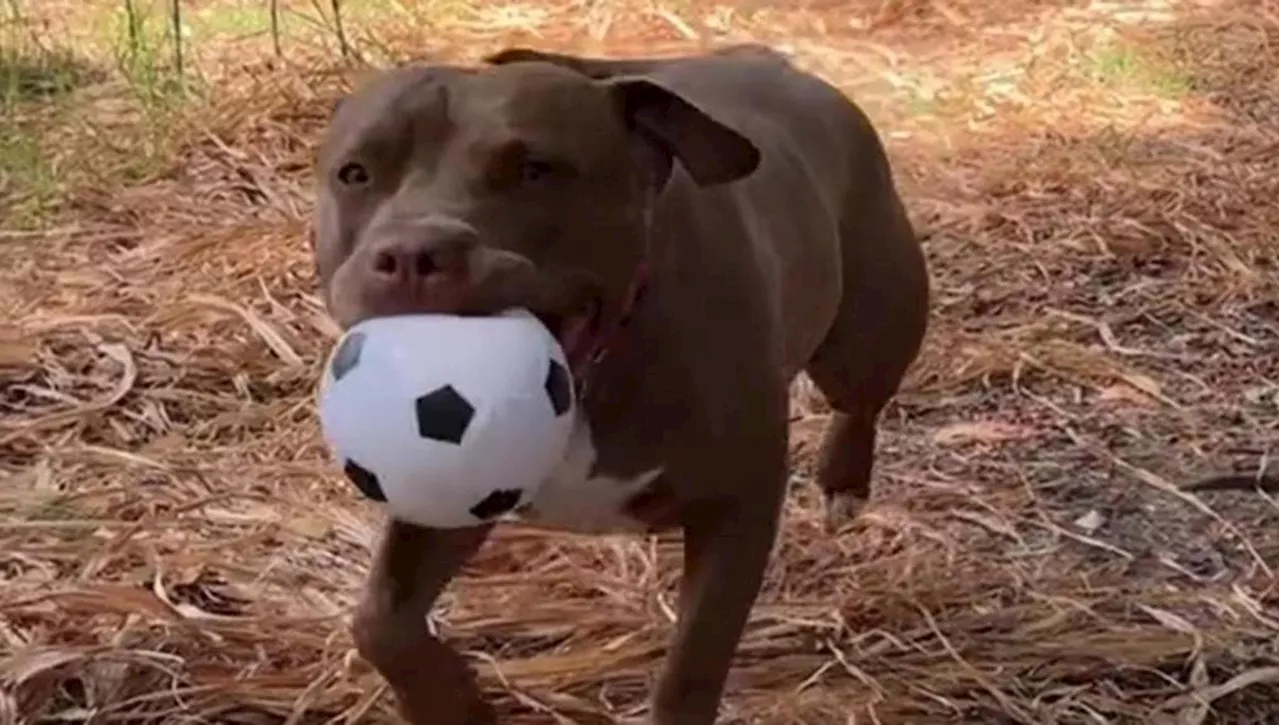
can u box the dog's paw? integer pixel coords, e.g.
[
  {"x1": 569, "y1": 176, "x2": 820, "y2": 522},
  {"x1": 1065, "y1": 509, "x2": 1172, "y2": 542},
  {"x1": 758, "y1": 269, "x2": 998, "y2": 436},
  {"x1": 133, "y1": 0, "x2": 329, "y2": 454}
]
[{"x1": 822, "y1": 491, "x2": 867, "y2": 533}]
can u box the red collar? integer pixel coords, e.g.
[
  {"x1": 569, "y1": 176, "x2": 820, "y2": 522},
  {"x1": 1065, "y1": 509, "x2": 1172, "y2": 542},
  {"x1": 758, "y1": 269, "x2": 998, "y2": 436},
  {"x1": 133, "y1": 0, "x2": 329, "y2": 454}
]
[{"x1": 573, "y1": 261, "x2": 650, "y2": 397}]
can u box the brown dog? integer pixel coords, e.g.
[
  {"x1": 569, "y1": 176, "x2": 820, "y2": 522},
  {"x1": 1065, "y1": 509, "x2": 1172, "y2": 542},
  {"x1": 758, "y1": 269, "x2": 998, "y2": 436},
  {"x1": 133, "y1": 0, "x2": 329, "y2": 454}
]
[{"x1": 312, "y1": 45, "x2": 930, "y2": 724}]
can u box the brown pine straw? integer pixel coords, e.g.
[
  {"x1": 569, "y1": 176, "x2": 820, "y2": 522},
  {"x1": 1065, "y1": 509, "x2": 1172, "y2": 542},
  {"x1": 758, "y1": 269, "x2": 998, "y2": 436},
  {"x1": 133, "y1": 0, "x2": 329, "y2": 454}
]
[{"x1": 1, "y1": 0, "x2": 1277, "y2": 722}]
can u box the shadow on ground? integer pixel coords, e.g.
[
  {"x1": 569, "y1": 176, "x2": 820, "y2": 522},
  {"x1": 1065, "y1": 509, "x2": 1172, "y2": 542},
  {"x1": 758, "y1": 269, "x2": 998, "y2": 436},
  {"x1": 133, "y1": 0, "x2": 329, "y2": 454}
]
[{"x1": 1, "y1": 47, "x2": 104, "y2": 104}]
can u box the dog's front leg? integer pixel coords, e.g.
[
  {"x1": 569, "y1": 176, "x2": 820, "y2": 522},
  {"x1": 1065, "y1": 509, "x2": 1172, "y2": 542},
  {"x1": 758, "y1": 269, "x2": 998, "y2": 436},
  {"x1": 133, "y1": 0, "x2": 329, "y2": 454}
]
[
  {"x1": 652, "y1": 429, "x2": 789, "y2": 725},
  {"x1": 352, "y1": 519, "x2": 495, "y2": 724}
]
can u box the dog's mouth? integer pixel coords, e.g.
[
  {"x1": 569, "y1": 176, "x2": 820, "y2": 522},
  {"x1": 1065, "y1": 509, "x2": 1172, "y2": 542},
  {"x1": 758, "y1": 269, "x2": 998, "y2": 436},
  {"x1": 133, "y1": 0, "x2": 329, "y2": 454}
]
[
  {"x1": 531, "y1": 295, "x2": 603, "y2": 373},
  {"x1": 333, "y1": 250, "x2": 609, "y2": 374}
]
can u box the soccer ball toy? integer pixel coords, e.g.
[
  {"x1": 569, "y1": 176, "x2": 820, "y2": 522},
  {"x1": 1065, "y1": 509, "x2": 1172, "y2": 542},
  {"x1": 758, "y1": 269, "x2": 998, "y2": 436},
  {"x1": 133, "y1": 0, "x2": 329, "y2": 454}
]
[{"x1": 316, "y1": 309, "x2": 576, "y2": 528}]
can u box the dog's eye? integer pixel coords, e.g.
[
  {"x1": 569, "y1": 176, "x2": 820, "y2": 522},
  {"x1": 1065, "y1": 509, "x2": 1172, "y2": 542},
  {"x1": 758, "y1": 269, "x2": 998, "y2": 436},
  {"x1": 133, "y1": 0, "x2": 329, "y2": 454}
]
[
  {"x1": 516, "y1": 159, "x2": 557, "y2": 184},
  {"x1": 336, "y1": 162, "x2": 370, "y2": 186}
]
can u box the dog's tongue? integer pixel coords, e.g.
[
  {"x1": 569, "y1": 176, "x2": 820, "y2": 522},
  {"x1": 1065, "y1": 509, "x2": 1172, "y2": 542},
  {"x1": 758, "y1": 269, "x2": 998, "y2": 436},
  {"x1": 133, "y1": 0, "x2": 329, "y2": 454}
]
[{"x1": 557, "y1": 315, "x2": 596, "y2": 376}]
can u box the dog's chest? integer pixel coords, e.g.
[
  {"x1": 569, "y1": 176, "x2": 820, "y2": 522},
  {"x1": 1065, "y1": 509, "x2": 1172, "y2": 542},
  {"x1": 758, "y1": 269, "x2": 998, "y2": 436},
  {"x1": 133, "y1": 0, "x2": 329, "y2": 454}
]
[{"x1": 514, "y1": 416, "x2": 663, "y2": 534}]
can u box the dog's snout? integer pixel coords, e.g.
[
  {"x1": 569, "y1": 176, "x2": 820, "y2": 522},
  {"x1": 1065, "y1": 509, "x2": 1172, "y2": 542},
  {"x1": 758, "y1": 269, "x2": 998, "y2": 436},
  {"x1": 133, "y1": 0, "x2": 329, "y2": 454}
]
[
  {"x1": 366, "y1": 224, "x2": 477, "y2": 284},
  {"x1": 341, "y1": 220, "x2": 487, "y2": 321},
  {"x1": 371, "y1": 243, "x2": 440, "y2": 280}
]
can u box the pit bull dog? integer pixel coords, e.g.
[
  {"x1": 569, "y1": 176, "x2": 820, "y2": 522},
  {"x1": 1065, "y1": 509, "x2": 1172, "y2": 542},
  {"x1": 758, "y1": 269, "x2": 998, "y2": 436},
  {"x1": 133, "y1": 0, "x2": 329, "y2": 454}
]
[{"x1": 312, "y1": 44, "x2": 931, "y2": 724}]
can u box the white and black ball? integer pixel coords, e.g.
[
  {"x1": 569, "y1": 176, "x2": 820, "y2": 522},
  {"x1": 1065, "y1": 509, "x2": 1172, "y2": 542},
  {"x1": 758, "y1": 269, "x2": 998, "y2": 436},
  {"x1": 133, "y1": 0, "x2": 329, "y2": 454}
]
[{"x1": 317, "y1": 309, "x2": 576, "y2": 528}]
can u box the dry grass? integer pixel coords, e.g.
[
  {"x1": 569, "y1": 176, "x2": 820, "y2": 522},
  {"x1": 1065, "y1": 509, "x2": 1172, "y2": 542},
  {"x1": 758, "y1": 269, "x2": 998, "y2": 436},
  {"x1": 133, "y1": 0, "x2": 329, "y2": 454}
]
[{"x1": 2, "y1": 0, "x2": 1278, "y2": 723}]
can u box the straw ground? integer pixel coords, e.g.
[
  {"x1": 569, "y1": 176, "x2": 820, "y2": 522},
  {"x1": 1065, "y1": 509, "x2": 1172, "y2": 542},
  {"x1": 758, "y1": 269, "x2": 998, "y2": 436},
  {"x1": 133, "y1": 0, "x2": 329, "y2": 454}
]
[{"x1": 2, "y1": 0, "x2": 1277, "y2": 722}]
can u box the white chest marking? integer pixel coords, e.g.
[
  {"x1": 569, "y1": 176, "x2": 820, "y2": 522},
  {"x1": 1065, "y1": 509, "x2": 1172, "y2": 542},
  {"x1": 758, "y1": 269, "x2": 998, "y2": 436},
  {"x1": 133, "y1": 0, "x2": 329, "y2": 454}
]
[{"x1": 515, "y1": 416, "x2": 663, "y2": 534}]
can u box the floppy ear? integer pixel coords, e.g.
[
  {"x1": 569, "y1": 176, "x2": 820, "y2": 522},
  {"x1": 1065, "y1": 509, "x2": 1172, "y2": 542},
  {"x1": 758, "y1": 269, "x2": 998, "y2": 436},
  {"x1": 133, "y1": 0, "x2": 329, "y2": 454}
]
[
  {"x1": 607, "y1": 77, "x2": 760, "y2": 187},
  {"x1": 484, "y1": 47, "x2": 630, "y2": 79},
  {"x1": 484, "y1": 48, "x2": 760, "y2": 186}
]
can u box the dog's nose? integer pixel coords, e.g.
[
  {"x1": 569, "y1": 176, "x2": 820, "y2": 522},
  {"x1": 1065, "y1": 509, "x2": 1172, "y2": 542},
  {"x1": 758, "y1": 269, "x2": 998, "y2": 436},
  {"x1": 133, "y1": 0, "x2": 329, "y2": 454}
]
[{"x1": 367, "y1": 226, "x2": 476, "y2": 285}]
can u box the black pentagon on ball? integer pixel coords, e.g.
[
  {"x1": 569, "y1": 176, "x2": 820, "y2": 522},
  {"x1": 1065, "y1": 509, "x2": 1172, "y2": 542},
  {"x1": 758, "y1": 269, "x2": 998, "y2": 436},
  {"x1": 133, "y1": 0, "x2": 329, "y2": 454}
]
[
  {"x1": 330, "y1": 331, "x2": 367, "y2": 382},
  {"x1": 414, "y1": 384, "x2": 476, "y2": 444},
  {"x1": 469, "y1": 488, "x2": 524, "y2": 520},
  {"x1": 343, "y1": 459, "x2": 387, "y2": 502},
  {"x1": 543, "y1": 359, "x2": 572, "y2": 416}
]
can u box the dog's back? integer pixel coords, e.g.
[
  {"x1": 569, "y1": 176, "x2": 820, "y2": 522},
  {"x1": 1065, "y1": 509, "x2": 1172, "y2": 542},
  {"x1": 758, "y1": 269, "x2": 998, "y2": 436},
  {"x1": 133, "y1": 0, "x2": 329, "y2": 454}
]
[{"x1": 488, "y1": 46, "x2": 927, "y2": 390}]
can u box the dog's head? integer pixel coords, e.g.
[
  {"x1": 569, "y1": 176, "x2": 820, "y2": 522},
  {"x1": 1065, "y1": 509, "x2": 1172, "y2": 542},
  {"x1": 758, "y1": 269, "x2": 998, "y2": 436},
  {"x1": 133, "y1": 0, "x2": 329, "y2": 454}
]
[{"x1": 313, "y1": 49, "x2": 760, "y2": 366}]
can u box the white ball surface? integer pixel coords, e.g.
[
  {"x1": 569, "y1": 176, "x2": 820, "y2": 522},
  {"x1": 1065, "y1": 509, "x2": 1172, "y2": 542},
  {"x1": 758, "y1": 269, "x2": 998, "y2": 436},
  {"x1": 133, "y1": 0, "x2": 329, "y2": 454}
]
[{"x1": 317, "y1": 309, "x2": 575, "y2": 528}]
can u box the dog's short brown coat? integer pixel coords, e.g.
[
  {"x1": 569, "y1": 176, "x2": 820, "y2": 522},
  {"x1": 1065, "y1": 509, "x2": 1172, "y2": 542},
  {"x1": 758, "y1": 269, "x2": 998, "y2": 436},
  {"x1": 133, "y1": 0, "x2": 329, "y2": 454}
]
[{"x1": 313, "y1": 44, "x2": 930, "y2": 724}]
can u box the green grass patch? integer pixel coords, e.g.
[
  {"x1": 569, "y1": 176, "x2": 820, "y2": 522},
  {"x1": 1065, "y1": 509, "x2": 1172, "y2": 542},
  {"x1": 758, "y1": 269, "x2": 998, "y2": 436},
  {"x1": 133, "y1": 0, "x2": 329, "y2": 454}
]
[
  {"x1": 106, "y1": 0, "x2": 194, "y2": 107},
  {"x1": 2, "y1": 1, "x2": 105, "y2": 107},
  {"x1": 0, "y1": 0, "x2": 537, "y2": 230},
  {"x1": 190, "y1": 1, "x2": 273, "y2": 39},
  {"x1": 2, "y1": 104, "x2": 189, "y2": 229},
  {"x1": 0, "y1": 123, "x2": 63, "y2": 225},
  {"x1": 0, "y1": 10, "x2": 91, "y2": 225},
  {"x1": 1084, "y1": 37, "x2": 1189, "y2": 99},
  {"x1": 0, "y1": 47, "x2": 102, "y2": 105},
  {"x1": 0, "y1": 3, "x2": 187, "y2": 228}
]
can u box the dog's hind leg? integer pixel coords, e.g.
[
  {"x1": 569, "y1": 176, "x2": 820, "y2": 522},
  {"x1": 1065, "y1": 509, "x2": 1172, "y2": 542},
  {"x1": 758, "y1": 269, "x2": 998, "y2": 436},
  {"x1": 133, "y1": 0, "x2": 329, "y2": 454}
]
[{"x1": 804, "y1": 162, "x2": 929, "y2": 530}]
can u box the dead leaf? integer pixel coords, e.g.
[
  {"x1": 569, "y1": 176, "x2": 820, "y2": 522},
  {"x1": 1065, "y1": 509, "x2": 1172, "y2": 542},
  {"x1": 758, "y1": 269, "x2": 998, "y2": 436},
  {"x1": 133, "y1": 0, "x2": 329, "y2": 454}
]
[
  {"x1": 788, "y1": 416, "x2": 829, "y2": 455},
  {"x1": 1098, "y1": 383, "x2": 1155, "y2": 407},
  {"x1": 932, "y1": 421, "x2": 1037, "y2": 446},
  {"x1": 1120, "y1": 371, "x2": 1185, "y2": 409},
  {"x1": 285, "y1": 514, "x2": 334, "y2": 539},
  {"x1": 0, "y1": 647, "x2": 84, "y2": 684},
  {"x1": 1160, "y1": 666, "x2": 1280, "y2": 722},
  {"x1": 1137, "y1": 604, "x2": 1201, "y2": 639},
  {"x1": 1073, "y1": 510, "x2": 1105, "y2": 533},
  {"x1": 0, "y1": 336, "x2": 39, "y2": 369}
]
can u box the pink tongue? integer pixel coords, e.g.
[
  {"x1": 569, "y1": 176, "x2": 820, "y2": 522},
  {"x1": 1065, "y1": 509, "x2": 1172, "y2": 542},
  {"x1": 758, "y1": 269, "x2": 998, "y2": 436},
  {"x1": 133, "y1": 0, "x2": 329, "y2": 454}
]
[{"x1": 558, "y1": 315, "x2": 594, "y2": 372}]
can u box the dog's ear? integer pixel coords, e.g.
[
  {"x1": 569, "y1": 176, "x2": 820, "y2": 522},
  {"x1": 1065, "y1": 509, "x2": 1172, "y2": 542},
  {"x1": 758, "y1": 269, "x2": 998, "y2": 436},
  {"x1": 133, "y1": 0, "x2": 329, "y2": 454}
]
[
  {"x1": 484, "y1": 47, "x2": 620, "y2": 79},
  {"x1": 606, "y1": 77, "x2": 760, "y2": 187},
  {"x1": 484, "y1": 47, "x2": 561, "y2": 65},
  {"x1": 484, "y1": 49, "x2": 759, "y2": 186}
]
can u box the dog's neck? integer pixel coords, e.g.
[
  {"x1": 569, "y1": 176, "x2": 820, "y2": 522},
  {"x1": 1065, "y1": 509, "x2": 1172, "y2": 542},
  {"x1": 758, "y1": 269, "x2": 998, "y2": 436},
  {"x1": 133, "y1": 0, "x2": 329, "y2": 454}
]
[{"x1": 571, "y1": 173, "x2": 664, "y2": 399}]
